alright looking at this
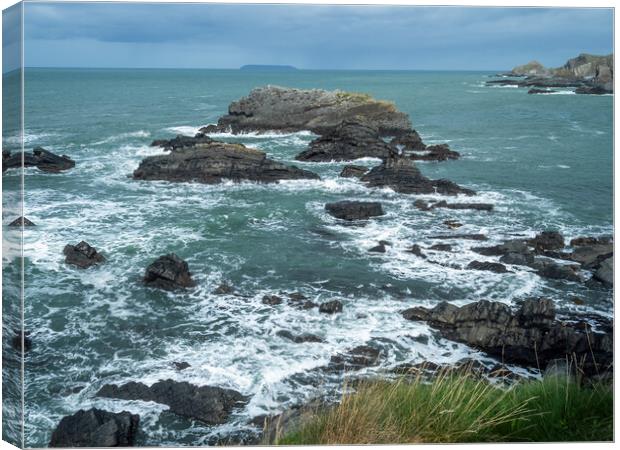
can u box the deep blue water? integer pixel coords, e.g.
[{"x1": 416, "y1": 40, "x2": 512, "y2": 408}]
[{"x1": 2, "y1": 68, "x2": 613, "y2": 446}]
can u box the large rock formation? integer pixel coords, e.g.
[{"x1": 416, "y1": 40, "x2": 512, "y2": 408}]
[
  {"x1": 3, "y1": 147, "x2": 75, "y2": 173},
  {"x1": 201, "y1": 86, "x2": 412, "y2": 136},
  {"x1": 361, "y1": 157, "x2": 475, "y2": 195},
  {"x1": 295, "y1": 121, "x2": 395, "y2": 162},
  {"x1": 510, "y1": 60, "x2": 549, "y2": 76},
  {"x1": 97, "y1": 379, "x2": 247, "y2": 425},
  {"x1": 143, "y1": 254, "x2": 195, "y2": 290},
  {"x1": 49, "y1": 408, "x2": 140, "y2": 447},
  {"x1": 133, "y1": 142, "x2": 319, "y2": 184},
  {"x1": 63, "y1": 241, "x2": 105, "y2": 269},
  {"x1": 402, "y1": 298, "x2": 612, "y2": 374},
  {"x1": 324, "y1": 201, "x2": 385, "y2": 221}
]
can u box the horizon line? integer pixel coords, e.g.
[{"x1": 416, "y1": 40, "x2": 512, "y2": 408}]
[{"x1": 7, "y1": 66, "x2": 507, "y2": 73}]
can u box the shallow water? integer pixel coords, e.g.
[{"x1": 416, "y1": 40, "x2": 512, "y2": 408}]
[{"x1": 2, "y1": 68, "x2": 613, "y2": 446}]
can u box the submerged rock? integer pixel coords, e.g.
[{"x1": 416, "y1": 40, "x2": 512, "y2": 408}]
[
  {"x1": 528, "y1": 88, "x2": 556, "y2": 94},
  {"x1": 339, "y1": 165, "x2": 369, "y2": 178},
  {"x1": 11, "y1": 330, "x2": 32, "y2": 352},
  {"x1": 8, "y1": 216, "x2": 35, "y2": 227},
  {"x1": 63, "y1": 241, "x2": 105, "y2": 268},
  {"x1": 3, "y1": 147, "x2": 75, "y2": 173},
  {"x1": 143, "y1": 254, "x2": 195, "y2": 290},
  {"x1": 213, "y1": 282, "x2": 234, "y2": 295},
  {"x1": 49, "y1": 408, "x2": 139, "y2": 447},
  {"x1": 295, "y1": 121, "x2": 394, "y2": 162},
  {"x1": 173, "y1": 361, "x2": 191, "y2": 371},
  {"x1": 97, "y1": 379, "x2": 248, "y2": 425},
  {"x1": 324, "y1": 200, "x2": 385, "y2": 221},
  {"x1": 467, "y1": 260, "x2": 508, "y2": 273},
  {"x1": 133, "y1": 142, "x2": 319, "y2": 184},
  {"x1": 410, "y1": 144, "x2": 460, "y2": 162},
  {"x1": 262, "y1": 295, "x2": 283, "y2": 305},
  {"x1": 429, "y1": 233, "x2": 488, "y2": 241},
  {"x1": 361, "y1": 156, "x2": 475, "y2": 196},
  {"x1": 401, "y1": 298, "x2": 612, "y2": 373},
  {"x1": 429, "y1": 200, "x2": 494, "y2": 211},
  {"x1": 318, "y1": 300, "x2": 343, "y2": 314},
  {"x1": 204, "y1": 85, "x2": 412, "y2": 135},
  {"x1": 407, "y1": 244, "x2": 426, "y2": 258},
  {"x1": 368, "y1": 243, "x2": 387, "y2": 253},
  {"x1": 276, "y1": 330, "x2": 324, "y2": 343}
]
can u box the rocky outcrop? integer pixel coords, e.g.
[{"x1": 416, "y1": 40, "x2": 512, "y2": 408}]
[
  {"x1": 143, "y1": 254, "x2": 195, "y2": 290},
  {"x1": 63, "y1": 241, "x2": 105, "y2": 268},
  {"x1": 402, "y1": 298, "x2": 612, "y2": 373},
  {"x1": 3, "y1": 147, "x2": 75, "y2": 173},
  {"x1": 151, "y1": 133, "x2": 214, "y2": 151},
  {"x1": 324, "y1": 201, "x2": 385, "y2": 221},
  {"x1": 390, "y1": 130, "x2": 426, "y2": 151},
  {"x1": 8, "y1": 216, "x2": 35, "y2": 227},
  {"x1": 133, "y1": 142, "x2": 319, "y2": 184},
  {"x1": 339, "y1": 165, "x2": 369, "y2": 178},
  {"x1": 97, "y1": 379, "x2": 248, "y2": 425},
  {"x1": 528, "y1": 88, "x2": 556, "y2": 95},
  {"x1": 327, "y1": 345, "x2": 383, "y2": 372},
  {"x1": 295, "y1": 121, "x2": 395, "y2": 162},
  {"x1": 467, "y1": 261, "x2": 508, "y2": 273},
  {"x1": 202, "y1": 86, "x2": 412, "y2": 136},
  {"x1": 511, "y1": 60, "x2": 549, "y2": 76},
  {"x1": 49, "y1": 408, "x2": 139, "y2": 447},
  {"x1": 410, "y1": 144, "x2": 460, "y2": 162},
  {"x1": 594, "y1": 257, "x2": 613, "y2": 287},
  {"x1": 361, "y1": 157, "x2": 475, "y2": 195}
]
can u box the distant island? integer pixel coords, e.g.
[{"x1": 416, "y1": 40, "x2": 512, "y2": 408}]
[{"x1": 240, "y1": 64, "x2": 298, "y2": 71}]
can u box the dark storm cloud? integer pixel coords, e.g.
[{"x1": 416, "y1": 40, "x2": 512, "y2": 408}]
[{"x1": 22, "y1": 2, "x2": 613, "y2": 70}]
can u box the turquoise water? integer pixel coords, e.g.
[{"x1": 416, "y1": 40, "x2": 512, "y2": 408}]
[{"x1": 3, "y1": 68, "x2": 613, "y2": 446}]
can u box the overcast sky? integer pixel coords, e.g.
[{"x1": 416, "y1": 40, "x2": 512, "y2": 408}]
[{"x1": 9, "y1": 2, "x2": 615, "y2": 71}]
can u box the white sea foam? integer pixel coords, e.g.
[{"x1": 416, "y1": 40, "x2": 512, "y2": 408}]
[{"x1": 91, "y1": 130, "x2": 151, "y2": 145}]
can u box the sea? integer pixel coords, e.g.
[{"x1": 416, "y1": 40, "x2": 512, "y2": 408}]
[{"x1": 1, "y1": 68, "x2": 614, "y2": 446}]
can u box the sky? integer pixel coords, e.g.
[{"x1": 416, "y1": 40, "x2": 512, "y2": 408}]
[{"x1": 3, "y1": 2, "x2": 614, "y2": 71}]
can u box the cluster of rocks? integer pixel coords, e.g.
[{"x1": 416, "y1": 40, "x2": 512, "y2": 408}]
[
  {"x1": 3, "y1": 147, "x2": 75, "y2": 173},
  {"x1": 488, "y1": 53, "x2": 613, "y2": 95}
]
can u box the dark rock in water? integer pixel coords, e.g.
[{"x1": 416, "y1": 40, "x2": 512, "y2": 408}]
[
  {"x1": 262, "y1": 295, "x2": 283, "y2": 305},
  {"x1": 319, "y1": 300, "x2": 343, "y2": 314},
  {"x1": 535, "y1": 260, "x2": 582, "y2": 282},
  {"x1": 368, "y1": 243, "x2": 386, "y2": 253},
  {"x1": 287, "y1": 292, "x2": 308, "y2": 301},
  {"x1": 63, "y1": 241, "x2": 105, "y2": 268},
  {"x1": 213, "y1": 282, "x2": 234, "y2": 295},
  {"x1": 97, "y1": 379, "x2": 248, "y2": 425},
  {"x1": 500, "y1": 252, "x2": 535, "y2": 266},
  {"x1": 203, "y1": 85, "x2": 412, "y2": 136},
  {"x1": 327, "y1": 345, "x2": 382, "y2": 372},
  {"x1": 528, "y1": 231, "x2": 564, "y2": 252},
  {"x1": 276, "y1": 330, "x2": 324, "y2": 343},
  {"x1": 173, "y1": 361, "x2": 191, "y2": 371},
  {"x1": 3, "y1": 147, "x2": 75, "y2": 173},
  {"x1": 284, "y1": 292, "x2": 317, "y2": 309},
  {"x1": 593, "y1": 256, "x2": 613, "y2": 287},
  {"x1": 390, "y1": 130, "x2": 426, "y2": 151},
  {"x1": 430, "y1": 233, "x2": 488, "y2": 241},
  {"x1": 49, "y1": 408, "x2": 139, "y2": 447},
  {"x1": 443, "y1": 220, "x2": 463, "y2": 229},
  {"x1": 143, "y1": 254, "x2": 195, "y2": 290},
  {"x1": 568, "y1": 243, "x2": 613, "y2": 268},
  {"x1": 151, "y1": 133, "x2": 213, "y2": 151},
  {"x1": 133, "y1": 142, "x2": 320, "y2": 184},
  {"x1": 430, "y1": 200, "x2": 494, "y2": 211},
  {"x1": 8, "y1": 216, "x2": 35, "y2": 227},
  {"x1": 11, "y1": 330, "x2": 32, "y2": 352},
  {"x1": 401, "y1": 298, "x2": 612, "y2": 373},
  {"x1": 324, "y1": 200, "x2": 385, "y2": 221},
  {"x1": 429, "y1": 243, "x2": 452, "y2": 252},
  {"x1": 340, "y1": 165, "x2": 369, "y2": 178},
  {"x1": 413, "y1": 199, "x2": 431, "y2": 211},
  {"x1": 407, "y1": 244, "x2": 426, "y2": 258},
  {"x1": 528, "y1": 88, "x2": 557, "y2": 94},
  {"x1": 570, "y1": 236, "x2": 611, "y2": 247},
  {"x1": 575, "y1": 85, "x2": 610, "y2": 95},
  {"x1": 295, "y1": 121, "x2": 395, "y2": 162},
  {"x1": 361, "y1": 156, "x2": 475, "y2": 196},
  {"x1": 467, "y1": 260, "x2": 508, "y2": 273},
  {"x1": 473, "y1": 239, "x2": 530, "y2": 256},
  {"x1": 410, "y1": 144, "x2": 460, "y2": 162}
]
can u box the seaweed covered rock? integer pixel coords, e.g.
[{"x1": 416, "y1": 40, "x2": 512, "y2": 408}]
[
  {"x1": 133, "y1": 142, "x2": 319, "y2": 184},
  {"x1": 143, "y1": 254, "x2": 195, "y2": 290},
  {"x1": 203, "y1": 86, "x2": 412, "y2": 136},
  {"x1": 49, "y1": 408, "x2": 139, "y2": 447}
]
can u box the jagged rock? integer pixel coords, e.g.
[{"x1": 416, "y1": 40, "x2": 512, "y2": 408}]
[
  {"x1": 97, "y1": 379, "x2": 248, "y2": 425},
  {"x1": 3, "y1": 147, "x2": 75, "y2": 173},
  {"x1": 276, "y1": 330, "x2": 324, "y2": 343},
  {"x1": 339, "y1": 165, "x2": 369, "y2": 178},
  {"x1": 319, "y1": 300, "x2": 343, "y2": 314},
  {"x1": 407, "y1": 244, "x2": 426, "y2": 258},
  {"x1": 535, "y1": 260, "x2": 582, "y2": 282},
  {"x1": 593, "y1": 257, "x2": 613, "y2": 287},
  {"x1": 324, "y1": 200, "x2": 385, "y2": 221},
  {"x1": 390, "y1": 130, "x2": 426, "y2": 151},
  {"x1": 361, "y1": 156, "x2": 474, "y2": 195},
  {"x1": 410, "y1": 144, "x2": 460, "y2": 161},
  {"x1": 143, "y1": 254, "x2": 195, "y2": 290},
  {"x1": 402, "y1": 298, "x2": 612, "y2": 373},
  {"x1": 133, "y1": 142, "x2": 319, "y2": 184},
  {"x1": 368, "y1": 243, "x2": 386, "y2": 253},
  {"x1": 49, "y1": 408, "x2": 139, "y2": 447},
  {"x1": 467, "y1": 261, "x2": 508, "y2": 273},
  {"x1": 8, "y1": 216, "x2": 35, "y2": 227},
  {"x1": 569, "y1": 243, "x2": 613, "y2": 268},
  {"x1": 63, "y1": 241, "x2": 105, "y2": 268},
  {"x1": 430, "y1": 200, "x2": 493, "y2": 211},
  {"x1": 173, "y1": 361, "x2": 191, "y2": 371},
  {"x1": 262, "y1": 295, "x2": 283, "y2": 305},
  {"x1": 528, "y1": 231, "x2": 565, "y2": 252},
  {"x1": 204, "y1": 86, "x2": 412, "y2": 135},
  {"x1": 213, "y1": 282, "x2": 234, "y2": 295},
  {"x1": 151, "y1": 133, "x2": 213, "y2": 150},
  {"x1": 327, "y1": 345, "x2": 382, "y2": 372},
  {"x1": 295, "y1": 121, "x2": 395, "y2": 161}
]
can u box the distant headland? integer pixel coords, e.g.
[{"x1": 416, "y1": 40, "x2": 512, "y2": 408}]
[{"x1": 240, "y1": 64, "x2": 298, "y2": 71}]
